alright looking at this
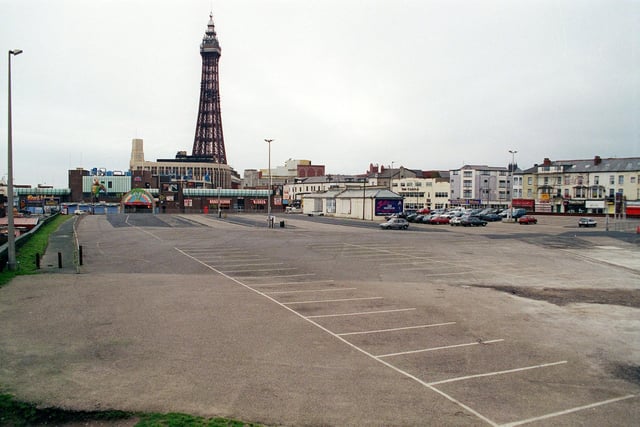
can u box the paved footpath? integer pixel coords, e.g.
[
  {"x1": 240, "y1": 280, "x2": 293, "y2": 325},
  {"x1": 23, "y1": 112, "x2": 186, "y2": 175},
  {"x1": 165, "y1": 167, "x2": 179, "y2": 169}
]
[{"x1": 39, "y1": 215, "x2": 79, "y2": 273}]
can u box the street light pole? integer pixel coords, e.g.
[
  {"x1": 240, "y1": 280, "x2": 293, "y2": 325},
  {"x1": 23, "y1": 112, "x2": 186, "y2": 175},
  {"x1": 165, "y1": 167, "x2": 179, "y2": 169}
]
[
  {"x1": 265, "y1": 139, "x2": 273, "y2": 227},
  {"x1": 7, "y1": 49, "x2": 22, "y2": 271},
  {"x1": 362, "y1": 178, "x2": 367, "y2": 220},
  {"x1": 508, "y1": 149, "x2": 518, "y2": 221}
]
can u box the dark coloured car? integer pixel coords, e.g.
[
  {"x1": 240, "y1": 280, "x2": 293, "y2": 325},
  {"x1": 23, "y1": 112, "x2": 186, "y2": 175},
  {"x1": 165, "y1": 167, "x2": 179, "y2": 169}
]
[
  {"x1": 518, "y1": 215, "x2": 537, "y2": 224},
  {"x1": 461, "y1": 216, "x2": 487, "y2": 227},
  {"x1": 406, "y1": 213, "x2": 419, "y2": 222},
  {"x1": 578, "y1": 217, "x2": 597, "y2": 228},
  {"x1": 479, "y1": 213, "x2": 502, "y2": 222}
]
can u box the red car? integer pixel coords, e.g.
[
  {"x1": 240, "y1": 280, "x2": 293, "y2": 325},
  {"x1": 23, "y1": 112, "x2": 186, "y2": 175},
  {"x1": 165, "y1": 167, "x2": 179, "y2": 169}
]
[
  {"x1": 429, "y1": 216, "x2": 450, "y2": 225},
  {"x1": 518, "y1": 215, "x2": 537, "y2": 224}
]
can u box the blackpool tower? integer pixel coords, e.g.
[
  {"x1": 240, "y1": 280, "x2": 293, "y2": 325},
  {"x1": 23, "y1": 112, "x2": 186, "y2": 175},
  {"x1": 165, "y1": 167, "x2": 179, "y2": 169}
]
[{"x1": 192, "y1": 13, "x2": 227, "y2": 164}]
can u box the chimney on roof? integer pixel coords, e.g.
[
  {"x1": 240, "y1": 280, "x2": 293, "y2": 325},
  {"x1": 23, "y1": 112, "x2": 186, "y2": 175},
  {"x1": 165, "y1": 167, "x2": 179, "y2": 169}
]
[
  {"x1": 594, "y1": 155, "x2": 602, "y2": 165},
  {"x1": 543, "y1": 158, "x2": 551, "y2": 166}
]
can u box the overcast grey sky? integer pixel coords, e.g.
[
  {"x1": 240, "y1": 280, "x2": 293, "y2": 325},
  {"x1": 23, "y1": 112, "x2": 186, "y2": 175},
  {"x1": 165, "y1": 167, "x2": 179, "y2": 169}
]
[{"x1": 1, "y1": 0, "x2": 638, "y2": 187}]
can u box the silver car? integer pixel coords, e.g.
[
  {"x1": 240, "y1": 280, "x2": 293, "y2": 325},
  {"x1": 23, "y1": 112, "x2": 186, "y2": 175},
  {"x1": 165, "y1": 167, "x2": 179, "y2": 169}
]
[
  {"x1": 380, "y1": 218, "x2": 409, "y2": 230},
  {"x1": 578, "y1": 217, "x2": 597, "y2": 228}
]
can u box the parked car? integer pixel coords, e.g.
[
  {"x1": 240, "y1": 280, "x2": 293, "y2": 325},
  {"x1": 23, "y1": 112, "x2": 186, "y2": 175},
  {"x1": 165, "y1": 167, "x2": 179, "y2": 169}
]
[
  {"x1": 285, "y1": 206, "x2": 302, "y2": 214},
  {"x1": 499, "y1": 208, "x2": 527, "y2": 219},
  {"x1": 417, "y1": 208, "x2": 431, "y2": 214},
  {"x1": 384, "y1": 212, "x2": 408, "y2": 220},
  {"x1": 461, "y1": 216, "x2": 487, "y2": 227},
  {"x1": 429, "y1": 216, "x2": 450, "y2": 225},
  {"x1": 420, "y1": 214, "x2": 434, "y2": 223},
  {"x1": 406, "y1": 213, "x2": 420, "y2": 222},
  {"x1": 578, "y1": 217, "x2": 597, "y2": 228},
  {"x1": 518, "y1": 215, "x2": 538, "y2": 224},
  {"x1": 380, "y1": 218, "x2": 409, "y2": 230},
  {"x1": 308, "y1": 211, "x2": 324, "y2": 216},
  {"x1": 450, "y1": 216, "x2": 463, "y2": 226},
  {"x1": 479, "y1": 213, "x2": 502, "y2": 222}
]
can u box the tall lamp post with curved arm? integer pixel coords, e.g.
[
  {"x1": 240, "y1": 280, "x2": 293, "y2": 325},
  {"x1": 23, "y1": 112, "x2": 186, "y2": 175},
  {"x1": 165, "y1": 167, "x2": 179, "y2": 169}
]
[
  {"x1": 7, "y1": 49, "x2": 23, "y2": 271},
  {"x1": 508, "y1": 149, "x2": 518, "y2": 221},
  {"x1": 265, "y1": 139, "x2": 274, "y2": 227}
]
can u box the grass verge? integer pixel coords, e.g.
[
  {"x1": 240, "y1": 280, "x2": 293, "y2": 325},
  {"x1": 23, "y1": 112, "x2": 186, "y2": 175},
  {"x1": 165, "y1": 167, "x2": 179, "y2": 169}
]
[
  {"x1": 0, "y1": 214, "x2": 72, "y2": 288},
  {"x1": 0, "y1": 393, "x2": 263, "y2": 426}
]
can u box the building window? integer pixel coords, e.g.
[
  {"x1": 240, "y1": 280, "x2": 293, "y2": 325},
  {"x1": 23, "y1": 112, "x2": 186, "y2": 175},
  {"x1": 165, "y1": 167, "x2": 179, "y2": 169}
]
[
  {"x1": 528, "y1": 177, "x2": 532, "y2": 185},
  {"x1": 594, "y1": 176, "x2": 599, "y2": 185},
  {"x1": 609, "y1": 175, "x2": 615, "y2": 185},
  {"x1": 463, "y1": 171, "x2": 472, "y2": 177},
  {"x1": 463, "y1": 180, "x2": 472, "y2": 188},
  {"x1": 618, "y1": 175, "x2": 624, "y2": 185}
]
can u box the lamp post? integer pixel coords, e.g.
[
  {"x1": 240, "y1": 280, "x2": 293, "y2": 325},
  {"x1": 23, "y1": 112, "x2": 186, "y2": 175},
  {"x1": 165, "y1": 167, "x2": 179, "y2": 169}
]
[
  {"x1": 7, "y1": 49, "x2": 22, "y2": 271},
  {"x1": 508, "y1": 149, "x2": 518, "y2": 221},
  {"x1": 265, "y1": 139, "x2": 273, "y2": 227},
  {"x1": 217, "y1": 186, "x2": 221, "y2": 217},
  {"x1": 362, "y1": 178, "x2": 367, "y2": 220},
  {"x1": 390, "y1": 161, "x2": 395, "y2": 190}
]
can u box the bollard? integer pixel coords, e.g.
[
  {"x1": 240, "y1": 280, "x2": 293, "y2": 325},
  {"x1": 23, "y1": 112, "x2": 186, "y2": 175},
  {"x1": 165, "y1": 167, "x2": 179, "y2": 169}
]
[
  {"x1": 35, "y1": 253, "x2": 40, "y2": 269},
  {"x1": 58, "y1": 252, "x2": 62, "y2": 269},
  {"x1": 79, "y1": 245, "x2": 83, "y2": 265}
]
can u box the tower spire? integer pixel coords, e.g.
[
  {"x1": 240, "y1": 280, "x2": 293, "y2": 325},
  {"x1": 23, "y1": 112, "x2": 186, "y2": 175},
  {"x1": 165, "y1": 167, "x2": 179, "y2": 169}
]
[{"x1": 192, "y1": 12, "x2": 227, "y2": 164}]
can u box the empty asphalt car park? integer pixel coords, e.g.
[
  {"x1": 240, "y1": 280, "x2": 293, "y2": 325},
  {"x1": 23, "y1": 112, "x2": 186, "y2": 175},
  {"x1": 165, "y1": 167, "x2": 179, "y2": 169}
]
[{"x1": 0, "y1": 213, "x2": 638, "y2": 426}]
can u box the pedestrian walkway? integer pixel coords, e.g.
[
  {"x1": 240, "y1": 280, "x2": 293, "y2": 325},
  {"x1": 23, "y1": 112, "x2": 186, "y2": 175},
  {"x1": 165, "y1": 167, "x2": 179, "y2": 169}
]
[{"x1": 39, "y1": 215, "x2": 79, "y2": 273}]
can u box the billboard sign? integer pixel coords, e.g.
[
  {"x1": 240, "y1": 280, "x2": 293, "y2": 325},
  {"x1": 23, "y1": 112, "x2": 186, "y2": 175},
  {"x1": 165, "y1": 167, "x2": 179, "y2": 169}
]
[{"x1": 375, "y1": 199, "x2": 403, "y2": 216}]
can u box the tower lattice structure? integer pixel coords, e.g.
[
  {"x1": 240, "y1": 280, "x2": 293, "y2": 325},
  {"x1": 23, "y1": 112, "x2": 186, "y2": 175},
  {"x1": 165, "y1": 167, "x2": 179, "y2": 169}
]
[{"x1": 192, "y1": 14, "x2": 227, "y2": 164}]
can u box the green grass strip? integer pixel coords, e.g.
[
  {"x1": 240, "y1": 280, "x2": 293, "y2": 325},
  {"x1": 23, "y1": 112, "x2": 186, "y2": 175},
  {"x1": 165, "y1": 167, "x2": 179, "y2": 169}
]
[
  {"x1": 0, "y1": 393, "x2": 263, "y2": 426},
  {"x1": 0, "y1": 214, "x2": 72, "y2": 288}
]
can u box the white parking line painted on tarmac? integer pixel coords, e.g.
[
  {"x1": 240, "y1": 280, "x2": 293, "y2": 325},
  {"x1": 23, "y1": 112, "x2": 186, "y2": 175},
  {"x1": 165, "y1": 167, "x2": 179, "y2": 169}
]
[
  {"x1": 306, "y1": 308, "x2": 416, "y2": 318},
  {"x1": 221, "y1": 267, "x2": 299, "y2": 274},
  {"x1": 500, "y1": 394, "x2": 637, "y2": 427},
  {"x1": 283, "y1": 296, "x2": 384, "y2": 305},
  {"x1": 202, "y1": 256, "x2": 267, "y2": 261},
  {"x1": 250, "y1": 279, "x2": 334, "y2": 287},
  {"x1": 240, "y1": 273, "x2": 316, "y2": 280},
  {"x1": 212, "y1": 262, "x2": 283, "y2": 268},
  {"x1": 266, "y1": 288, "x2": 357, "y2": 295},
  {"x1": 337, "y1": 322, "x2": 456, "y2": 336},
  {"x1": 342, "y1": 254, "x2": 407, "y2": 259},
  {"x1": 402, "y1": 269, "x2": 473, "y2": 275},
  {"x1": 377, "y1": 339, "x2": 504, "y2": 358},
  {"x1": 427, "y1": 360, "x2": 568, "y2": 386},
  {"x1": 175, "y1": 248, "x2": 498, "y2": 426}
]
